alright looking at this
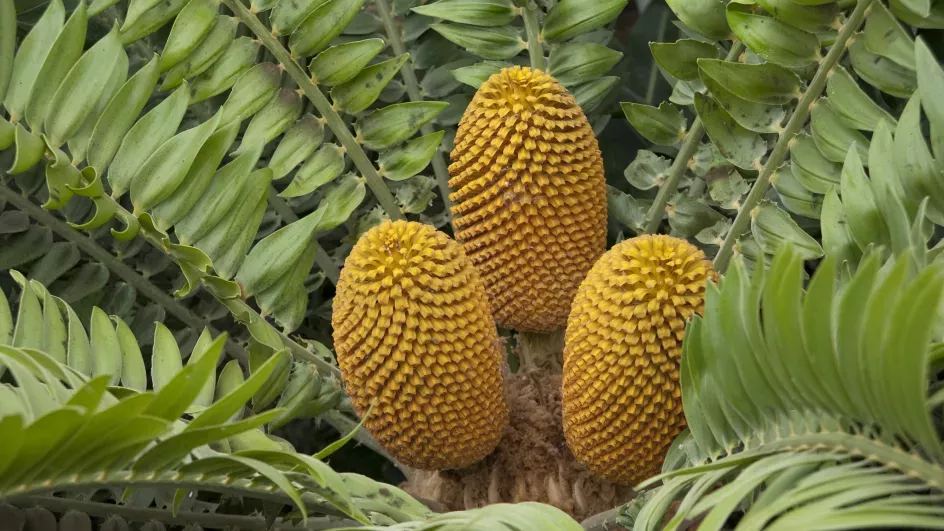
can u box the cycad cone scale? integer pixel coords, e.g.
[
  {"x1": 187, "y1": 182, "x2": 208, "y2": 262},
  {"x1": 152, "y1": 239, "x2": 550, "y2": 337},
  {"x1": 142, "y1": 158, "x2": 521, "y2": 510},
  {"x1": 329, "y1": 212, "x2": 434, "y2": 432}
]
[
  {"x1": 563, "y1": 235, "x2": 713, "y2": 484},
  {"x1": 332, "y1": 220, "x2": 508, "y2": 470},
  {"x1": 448, "y1": 66, "x2": 607, "y2": 332}
]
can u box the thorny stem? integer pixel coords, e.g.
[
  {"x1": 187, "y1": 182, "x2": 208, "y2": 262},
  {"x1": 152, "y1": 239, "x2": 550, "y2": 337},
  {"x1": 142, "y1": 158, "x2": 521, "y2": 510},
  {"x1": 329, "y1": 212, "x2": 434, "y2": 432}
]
[
  {"x1": 641, "y1": 41, "x2": 745, "y2": 235},
  {"x1": 266, "y1": 186, "x2": 341, "y2": 284},
  {"x1": 712, "y1": 0, "x2": 875, "y2": 272},
  {"x1": 520, "y1": 1, "x2": 546, "y2": 72},
  {"x1": 0, "y1": 182, "x2": 249, "y2": 364},
  {"x1": 374, "y1": 0, "x2": 455, "y2": 221},
  {"x1": 221, "y1": 0, "x2": 405, "y2": 222}
]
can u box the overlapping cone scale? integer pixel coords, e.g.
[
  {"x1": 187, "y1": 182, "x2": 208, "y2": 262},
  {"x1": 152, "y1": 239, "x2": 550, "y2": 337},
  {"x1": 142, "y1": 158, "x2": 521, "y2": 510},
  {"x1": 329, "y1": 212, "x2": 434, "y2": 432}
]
[
  {"x1": 332, "y1": 220, "x2": 508, "y2": 470},
  {"x1": 448, "y1": 66, "x2": 607, "y2": 332},
  {"x1": 562, "y1": 235, "x2": 713, "y2": 484}
]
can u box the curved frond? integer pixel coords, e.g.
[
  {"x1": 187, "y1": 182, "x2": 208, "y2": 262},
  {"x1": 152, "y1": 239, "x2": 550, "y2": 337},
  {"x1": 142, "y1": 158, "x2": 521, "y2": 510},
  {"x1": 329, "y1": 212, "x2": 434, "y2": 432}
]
[
  {"x1": 0, "y1": 337, "x2": 433, "y2": 527},
  {"x1": 0, "y1": 269, "x2": 348, "y2": 438},
  {"x1": 0, "y1": 187, "x2": 244, "y2": 359},
  {"x1": 624, "y1": 245, "x2": 944, "y2": 530}
]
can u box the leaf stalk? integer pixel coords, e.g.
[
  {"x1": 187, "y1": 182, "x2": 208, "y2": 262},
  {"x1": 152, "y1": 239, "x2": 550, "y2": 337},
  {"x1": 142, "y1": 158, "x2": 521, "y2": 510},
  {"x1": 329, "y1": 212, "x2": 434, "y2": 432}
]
[
  {"x1": 642, "y1": 41, "x2": 745, "y2": 235},
  {"x1": 221, "y1": 0, "x2": 405, "y2": 221},
  {"x1": 712, "y1": 0, "x2": 876, "y2": 272},
  {"x1": 374, "y1": 0, "x2": 455, "y2": 221},
  {"x1": 0, "y1": 182, "x2": 250, "y2": 364},
  {"x1": 520, "y1": 1, "x2": 546, "y2": 71}
]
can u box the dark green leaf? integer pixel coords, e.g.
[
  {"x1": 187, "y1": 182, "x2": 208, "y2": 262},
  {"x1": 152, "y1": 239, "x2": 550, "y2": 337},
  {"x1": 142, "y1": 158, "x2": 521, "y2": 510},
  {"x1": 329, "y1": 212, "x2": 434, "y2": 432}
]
[
  {"x1": 411, "y1": 0, "x2": 515, "y2": 27},
  {"x1": 542, "y1": 0, "x2": 628, "y2": 42},
  {"x1": 547, "y1": 42, "x2": 622, "y2": 87},
  {"x1": 621, "y1": 101, "x2": 686, "y2": 146},
  {"x1": 429, "y1": 23, "x2": 523, "y2": 60},
  {"x1": 665, "y1": 0, "x2": 730, "y2": 40},
  {"x1": 726, "y1": 4, "x2": 819, "y2": 67},
  {"x1": 694, "y1": 92, "x2": 765, "y2": 170},
  {"x1": 698, "y1": 58, "x2": 801, "y2": 105},
  {"x1": 650, "y1": 39, "x2": 717, "y2": 81}
]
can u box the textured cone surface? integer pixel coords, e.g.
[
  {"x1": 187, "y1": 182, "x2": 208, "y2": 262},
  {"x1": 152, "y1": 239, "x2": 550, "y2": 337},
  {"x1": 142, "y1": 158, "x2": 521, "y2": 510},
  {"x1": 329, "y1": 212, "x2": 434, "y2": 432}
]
[
  {"x1": 448, "y1": 66, "x2": 607, "y2": 332},
  {"x1": 562, "y1": 235, "x2": 713, "y2": 484},
  {"x1": 333, "y1": 220, "x2": 508, "y2": 470}
]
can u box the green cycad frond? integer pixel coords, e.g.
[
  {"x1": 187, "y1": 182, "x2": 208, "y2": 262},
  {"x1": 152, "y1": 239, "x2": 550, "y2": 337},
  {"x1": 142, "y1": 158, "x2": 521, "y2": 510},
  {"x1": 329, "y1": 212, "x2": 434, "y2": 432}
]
[
  {"x1": 0, "y1": 333, "x2": 434, "y2": 527},
  {"x1": 0, "y1": 0, "x2": 450, "y2": 338},
  {"x1": 811, "y1": 38, "x2": 944, "y2": 277},
  {"x1": 623, "y1": 245, "x2": 944, "y2": 530},
  {"x1": 412, "y1": 0, "x2": 625, "y2": 116},
  {"x1": 0, "y1": 337, "x2": 342, "y2": 520},
  {"x1": 613, "y1": 0, "x2": 944, "y2": 280},
  {"x1": 338, "y1": 502, "x2": 584, "y2": 531},
  {"x1": 0, "y1": 320, "x2": 577, "y2": 528},
  {"x1": 0, "y1": 192, "x2": 228, "y2": 353},
  {"x1": 1, "y1": 270, "x2": 348, "y2": 444}
]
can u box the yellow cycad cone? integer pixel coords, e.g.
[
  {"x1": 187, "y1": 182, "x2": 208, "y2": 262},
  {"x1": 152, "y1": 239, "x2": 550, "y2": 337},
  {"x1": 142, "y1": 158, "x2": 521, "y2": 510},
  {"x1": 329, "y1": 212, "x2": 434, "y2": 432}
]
[
  {"x1": 562, "y1": 234, "x2": 713, "y2": 484},
  {"x1": 448, "y1": 66, "x2": 607, "y2": 332},
  {"x1": 332, "y1": 220, "x2": 508, "y2": 470}
]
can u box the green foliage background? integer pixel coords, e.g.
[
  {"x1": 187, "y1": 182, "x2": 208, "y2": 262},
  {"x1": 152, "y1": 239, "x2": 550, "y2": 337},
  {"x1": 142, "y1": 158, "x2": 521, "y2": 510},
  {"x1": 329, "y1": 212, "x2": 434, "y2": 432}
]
[{"x1": 1, "y1": 0, "x2": 944, "y2": 529}]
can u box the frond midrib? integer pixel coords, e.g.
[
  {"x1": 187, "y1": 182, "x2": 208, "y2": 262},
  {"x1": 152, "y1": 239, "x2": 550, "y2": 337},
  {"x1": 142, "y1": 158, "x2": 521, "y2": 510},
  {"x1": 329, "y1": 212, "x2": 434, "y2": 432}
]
[
  {"x1": 4, "y1": 469, "x2": 352, "y2": 520},
  {"x1": 645, "y1": 425, "x2": 944, "y2": 492}
]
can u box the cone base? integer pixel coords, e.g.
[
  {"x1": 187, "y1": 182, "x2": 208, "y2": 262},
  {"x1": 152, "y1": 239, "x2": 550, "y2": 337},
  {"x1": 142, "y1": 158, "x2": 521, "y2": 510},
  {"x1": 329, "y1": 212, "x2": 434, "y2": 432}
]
[{"x1": 400, "y1": 368, "x2": 634, "y2": 521}]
